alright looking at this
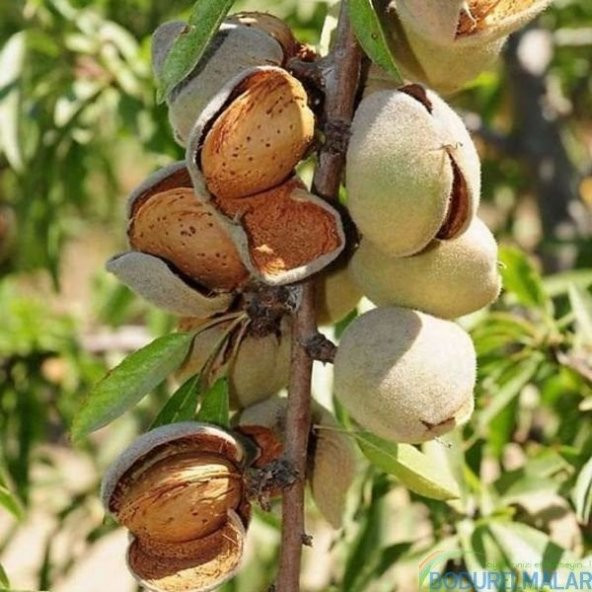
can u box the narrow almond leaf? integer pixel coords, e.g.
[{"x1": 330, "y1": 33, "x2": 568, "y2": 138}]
[
  {"x1": 499, "y1": 246, "x2": 551, "y2": 313},
  {"x1": 156, "y1": 0, "x2": 235, "y2": 102},
  {"x1": 488, "y1": 521, "x2": 573, "y2": 577},
  {"x1": 477, "y1": 354, "x2": 542, "y2": 432},
  {"x1": 568, "y1": 284, "x2": 592, "y2": 347},
  {"x1": 349, "y1": 0, "x2": 402, "y2": 81},
  {"x1": 196, "y1": 376, "x2": 230, "y2": 428},
  {"x1": 356, "y1": 431, "x2": 460, "y2": 500},
  {"x1": 0, "y1": 564, "x2": 8, "y2": 589},
  {"x1": 573, "y1": 456, "x2": 592, "y2": 525},
  {"x1": 0, "y1": 32, "x2": 25, "y2": 172},
  {"x1": 150, "y1": 373, "x2": 202, "y2": 429},
  {"x1": 0, "y1": 485, "x2": 23, "y2": 521},
  {"x1": 71, "y1": 333, "x2": 193, "y2": 443}
]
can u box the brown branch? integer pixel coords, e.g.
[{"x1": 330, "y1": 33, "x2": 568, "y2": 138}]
[{"x1": 276, "y1": 3, "x2": 362, "y2": 591}]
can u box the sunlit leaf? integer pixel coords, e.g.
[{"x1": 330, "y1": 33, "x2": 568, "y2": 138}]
[
  {"x1": 544, "y1": 270, "x2": 592, "y2": 297},
  {"x1": 0, "y1": 564, "x2": 8, "y2": 589},
  {"x1": 0, "y1": 485, "x2": 23, "y2": 521},
  {"x1": 151, "y1": 373, "x2": 202, "y2": 429},
  {"x1": 0, "y1": 32, "x2": 25, "y2": 172},
  {"x1": 356, "y1": 432, "x2": 460, "y2": 500},
  {"x1": 488, "y1": 520, "x2": 577, "y2": 584},
  {"x1": 573, "y1": 456, "x2": 592, "y2": 525},
  {"x1": 349, "y1": 0, "x2": 402, "y2": 81},
  {"x1": 477, "y1": 353, "x2": 543, "y2": 432},
  {"x1": 71, "y1": 333, "x2": 193, "y2": 442},
  {"x1": 568, "y1": 284, "x2": 592, "y2": 348},
  {"x1": 196, "y1": 376, "x2": 229, "y2": 428},
  {"x1": 157, "y1": 0, "x2": 235, "y2": 102},
  {"x1": 499, "y1": 246, "x2": 551, "y2": 313}
]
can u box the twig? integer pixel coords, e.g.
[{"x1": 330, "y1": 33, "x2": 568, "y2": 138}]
[{"x1": 276, "y1": 3, "x2": 362, "y2": 591}]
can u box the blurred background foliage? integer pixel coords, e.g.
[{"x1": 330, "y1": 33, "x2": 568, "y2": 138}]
[{"x1": 0, "y1": 0, "x2": 591, "y2": 590}]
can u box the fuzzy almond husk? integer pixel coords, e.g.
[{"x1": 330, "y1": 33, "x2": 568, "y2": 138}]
[
  {"x1": 177, "y1": 317, "x2": 292, "y2": 409},
  {"x1": 226, "y1": 12, "x2": 298, "y2": 59},
  {"x1": 106, "y1": 252, "x2": 233, "y2": 318},
  {"x1": 157, "y1": 23, "x2": 284, "y2": 145},
  {"x1": 127, "y1": 509, "x2": 246, "y2": 592},
  {"x1": 346, "y1": 87, "x2": 480, "y2": 258},
  {"x1": 391, "y1": 0, "x2": 553, "y2": 93},
  {"x1": 200, "y1": 68, "x2": 315, "y2": 200},
  {"x1": 350, "y1": 218, "x2": 502, "y2": 319},
  {"x1": 334, "y1": 307, "x2": 476, "y2": 444},
  {"x1": 316, "y1": 262, "x2": 363, "y2": 326},
  {"x1": 238, "y1": 396, "x2": 357, "y2": 527}
]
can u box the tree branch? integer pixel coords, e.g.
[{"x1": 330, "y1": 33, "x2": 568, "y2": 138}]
[{"x1": 276, "y1": 3, "x2": 362, "y2": 591}]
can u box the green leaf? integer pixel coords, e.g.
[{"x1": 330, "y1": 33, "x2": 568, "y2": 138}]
[
  {"x1": 196, "y1": 376, "x2": 229, "y2": 428},
  {"x1": 151, "y1": 374, "x2": 202, "y2": 429},
  {"x1": 0, "y1": 485, "x2": 23, "y2": 521},
  {"x1": 349, "y1": 0, "x2": 402, "y2": 81},
  {"x1": 477, "y1": 354, "x2": 543, "y2": 432},
  {"x1": 488, "y1": 521, "x2": 575, "y2": 581},
  {"x1": 356, "y1": 431, "x2": 460, "y2": 501},
  {"x1": 499, "y1": 246, "x2": 551, "y2": 313},
  {"x1": 544, "y1": 269, "x2": 592, "y2": 297},
  {"x1": 573, "y1": 455, "x2": 592, "y2": 525},
  {"x1": 157, "y1": 0, "x2": 235, "y2": 102},
  {"x1": 458, "y1": 520, "x2": 509, "y2": 592},
  {"x1": 71, "y1": 333, "x2": 193, "y2": 443},
  {"x1": 0, "y1": 32, "x2": 25, "y2": 172},
  {"x1": 568, "y1": 284, "x2": 592, "y2": 347},
  {"x1": 0, "y1": 564, "x2": 8, "y2": 589},
  {"x1": 343, "y1": 475, "x2": 389, "y2": 592}
]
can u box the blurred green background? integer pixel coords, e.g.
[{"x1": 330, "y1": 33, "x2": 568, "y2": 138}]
[{"x1": 0, "y1": 0, "x2": 591, "y2": 591}]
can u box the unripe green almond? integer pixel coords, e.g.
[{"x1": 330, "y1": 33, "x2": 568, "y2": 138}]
[
  {"x1": 350, "y1": 218, "x2": 502, "y2": 319},
  {"x1": 316, "y1": 263, "x2": 363, "y2": 326},
  {"x1": 158, "y1": 23, "x2": 284, "y2": 144},
  {"x1": 334, "y1": 307, "x2": 476, "y2": 444},
  {"x1": 177, "y1": 318, "x2": 291, "y2": 409},
  {"x1": 346, "y1": 88, "x2": 480, "y2": 257},
  {"x1": 391, "y1": 0, "x2": 553, "y2": 94}
]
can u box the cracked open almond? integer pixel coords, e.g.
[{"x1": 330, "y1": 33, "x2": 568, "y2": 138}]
[
  {"x1": 127, "y1": 164, "x2": 248, "y2": 292},
  {"x1": 200, "y1": 68, "x2": 315, "y2": 200},
  {"x1": 391, "y1": 0, "x2": 553, "y2": 93},
  {"x1": 211, "y1": 176, "x2": 345, "y2": 284},
  {"x1": 346, "y1": 86, "x2": 479, "y2": 257},
  {"x1": 153, "y1": 22, "x2": 284, "y2": 145},
  {"x1": 101, "y1": 423, "x2": 249, "y2": 592},
  {"x1": 237, "y1": 396, "x2": 356, "y2": 527},
  {"x1": 334, "y1": 307, "x2": 476, "y2": 444}
]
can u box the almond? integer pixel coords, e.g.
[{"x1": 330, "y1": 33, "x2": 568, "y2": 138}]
[{"x1": 200, "y1": 69, "x2": 315, "y2": 200}]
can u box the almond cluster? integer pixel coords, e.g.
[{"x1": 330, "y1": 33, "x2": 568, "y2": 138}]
[{"x1": 101, "y1": 3, "x2": 555, "y2": 589}]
